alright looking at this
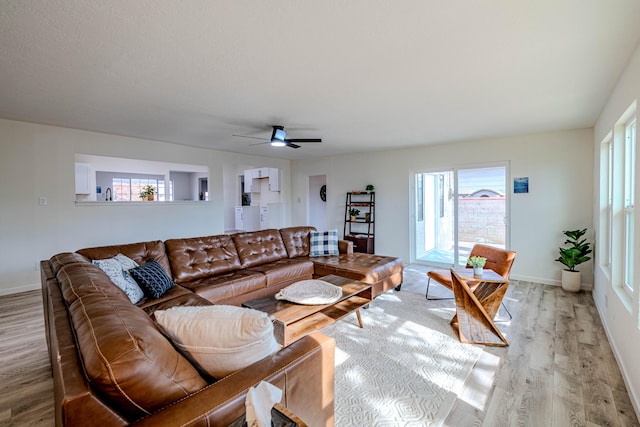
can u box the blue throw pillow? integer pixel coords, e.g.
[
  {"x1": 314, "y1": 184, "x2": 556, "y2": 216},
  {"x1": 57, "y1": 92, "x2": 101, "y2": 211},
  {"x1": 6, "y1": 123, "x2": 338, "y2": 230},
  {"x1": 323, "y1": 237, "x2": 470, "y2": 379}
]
[
  {"x1": 129, "y1": 259, "x2": 174, "y2": 299},
  {"x1": 309, "y1": 229, "x2": 339, "y2": 256}
]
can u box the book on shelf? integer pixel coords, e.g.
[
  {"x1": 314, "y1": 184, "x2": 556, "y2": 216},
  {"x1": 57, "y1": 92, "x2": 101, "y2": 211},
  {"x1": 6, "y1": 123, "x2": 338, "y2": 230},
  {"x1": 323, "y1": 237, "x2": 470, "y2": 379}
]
[{"x1": 347, "y1": 234, "x2": 370, "y2": 239}]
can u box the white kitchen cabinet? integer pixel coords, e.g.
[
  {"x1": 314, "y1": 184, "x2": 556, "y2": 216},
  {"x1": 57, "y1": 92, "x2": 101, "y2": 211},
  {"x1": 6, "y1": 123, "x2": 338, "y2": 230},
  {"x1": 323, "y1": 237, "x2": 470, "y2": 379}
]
[
  {"x1": 260, "y1": 206, "x2": 269, "y2": 229},
  {"x1": 267, "y1": 168, "x2": 280, "y2": 191},
  {"x1": 74, "y1": 163, "x2": 92, "y2": 194},
  {"x1": 235, "y1": 206, "x2": 260, "y2": 231},
  {"x1": 243, "y1": 169, "x2": 255, "y2": 193},
  {"x1": 244, "y1": 167, "x2": 280, "y2": 193},
  {"x1": 254, "y1": 167, "x2": 270, "y2": 178}
]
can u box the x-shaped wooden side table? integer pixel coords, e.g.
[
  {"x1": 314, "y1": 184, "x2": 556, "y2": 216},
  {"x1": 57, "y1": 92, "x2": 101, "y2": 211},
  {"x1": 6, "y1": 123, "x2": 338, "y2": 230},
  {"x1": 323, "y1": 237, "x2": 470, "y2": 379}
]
[{"x1": 449, "y1": 268, "x2": 509, "y2": 347}]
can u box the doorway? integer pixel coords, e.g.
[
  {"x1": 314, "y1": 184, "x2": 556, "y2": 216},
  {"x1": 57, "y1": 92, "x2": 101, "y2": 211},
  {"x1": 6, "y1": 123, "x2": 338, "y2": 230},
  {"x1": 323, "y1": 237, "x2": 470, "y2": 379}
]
[
  {"x1": 413, "y1": 165, "x2": 508, "y2": 267},
  {"x1": 308, "y1": 175, "x2": 327, "y2": 230}
]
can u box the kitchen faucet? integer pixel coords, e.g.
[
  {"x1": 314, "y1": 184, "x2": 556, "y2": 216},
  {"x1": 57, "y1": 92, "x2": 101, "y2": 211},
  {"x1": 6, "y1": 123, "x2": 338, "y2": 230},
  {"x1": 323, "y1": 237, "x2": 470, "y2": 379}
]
[{"x1": 105, "y1": 187, "x2": 112, "y2": 201}]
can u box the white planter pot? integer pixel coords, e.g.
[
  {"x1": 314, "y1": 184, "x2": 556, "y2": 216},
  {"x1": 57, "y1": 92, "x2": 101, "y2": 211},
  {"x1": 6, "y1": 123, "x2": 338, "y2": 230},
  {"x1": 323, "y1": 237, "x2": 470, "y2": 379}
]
[
  {"x1": 561, "y1": 269, "x2": 581, "y2": 292},
  {"x1": 473, "y1": 267, "x2": 483, "y2": 277}
]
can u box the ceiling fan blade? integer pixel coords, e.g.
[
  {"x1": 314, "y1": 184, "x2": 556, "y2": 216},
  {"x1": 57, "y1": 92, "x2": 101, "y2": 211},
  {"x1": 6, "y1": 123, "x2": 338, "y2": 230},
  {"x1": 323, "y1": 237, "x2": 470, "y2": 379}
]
[
  {"x1": 235, "y1": 125, "x2": 321, "y2": 149},
  {"x1": 285, "y1": 138, "x2": 322, "y2": 143},
  {"x1": 232, "y1": 134, "x2": 269, "y2": 141},
  {"x1": 249, "y1": 141, "x2": 271, "y2": 146}
]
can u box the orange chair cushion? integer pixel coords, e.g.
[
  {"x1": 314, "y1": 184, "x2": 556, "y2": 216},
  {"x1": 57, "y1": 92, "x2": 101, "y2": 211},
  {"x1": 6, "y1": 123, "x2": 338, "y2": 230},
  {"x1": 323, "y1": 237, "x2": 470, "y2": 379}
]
[
  {"x1": 468, "y1": 244, "x2": 516, "y2": 278},
  {"x1": 427, "y1": 244, "x2": 517, "y2": 292}
]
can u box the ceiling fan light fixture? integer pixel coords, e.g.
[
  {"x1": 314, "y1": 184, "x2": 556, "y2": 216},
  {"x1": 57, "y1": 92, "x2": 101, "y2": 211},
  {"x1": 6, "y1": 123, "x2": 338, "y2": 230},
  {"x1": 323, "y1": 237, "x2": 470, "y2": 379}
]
[
  {"x1": 272, "y1": 127, "x2": 287, "y2": 141},
  {"x1": 270, "y1": 141, "x2": 286, "y2": 147}
]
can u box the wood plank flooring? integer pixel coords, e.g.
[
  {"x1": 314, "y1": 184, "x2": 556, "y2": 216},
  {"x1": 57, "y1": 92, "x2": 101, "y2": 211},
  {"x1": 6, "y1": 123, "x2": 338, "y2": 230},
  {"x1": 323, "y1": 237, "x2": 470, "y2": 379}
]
[
  {"x1": 0, "y1": 265, "x2": 637, "y2": 426},
  {"x1": 406, "y1": 264, "x2": 638, "y2": 427},
  {"x1": 0, "y1": 289, "x2": 54, "y2": 426}
]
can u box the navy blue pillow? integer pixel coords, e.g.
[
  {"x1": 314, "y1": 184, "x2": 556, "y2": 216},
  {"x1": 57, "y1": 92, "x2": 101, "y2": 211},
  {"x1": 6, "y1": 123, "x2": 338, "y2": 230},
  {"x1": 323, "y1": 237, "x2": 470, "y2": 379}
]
[{"x1": 129, "y1": 259, "x2": 174, "y2": 299}]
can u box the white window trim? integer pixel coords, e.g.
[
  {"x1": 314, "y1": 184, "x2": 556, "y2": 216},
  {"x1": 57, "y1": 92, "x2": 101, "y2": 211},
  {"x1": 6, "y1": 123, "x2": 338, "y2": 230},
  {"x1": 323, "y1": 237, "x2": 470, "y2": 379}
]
[
  {"x1": 623, "y1": 118, "x2": 636, "y2": 295},
  {"x1": 599, "y1": 134, "x2": 613, "y2": 274}
]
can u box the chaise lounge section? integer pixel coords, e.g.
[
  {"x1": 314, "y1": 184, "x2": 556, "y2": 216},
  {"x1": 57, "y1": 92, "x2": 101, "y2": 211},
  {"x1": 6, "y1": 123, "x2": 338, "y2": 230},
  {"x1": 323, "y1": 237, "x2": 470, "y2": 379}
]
[{"x1": 279, "y1": 226, "x2": 405, "y2": 298}]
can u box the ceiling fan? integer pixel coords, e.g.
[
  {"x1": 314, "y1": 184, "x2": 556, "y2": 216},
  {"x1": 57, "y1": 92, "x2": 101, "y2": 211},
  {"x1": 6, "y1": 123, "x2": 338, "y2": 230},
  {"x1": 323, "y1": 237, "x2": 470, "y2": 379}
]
[{"x1": 233, "y1": 125, "x2": 322, "y2": 149}]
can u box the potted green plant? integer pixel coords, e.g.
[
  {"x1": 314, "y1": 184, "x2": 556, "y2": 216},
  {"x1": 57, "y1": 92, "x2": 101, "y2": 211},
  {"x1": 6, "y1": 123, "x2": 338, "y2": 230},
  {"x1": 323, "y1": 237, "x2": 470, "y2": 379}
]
[
  {"x1": 139, "y1": 185, "x2": 156, "y2": 201},
  {"x1": 555, "y1": 228, "x2": 592, "y2": 292},
  {"x1": 365, "y1": 184, "x2": 375, "y2": 193},
  {"x1": 349, "y1": 208, "x2": 360, "y2": 221},
  {"x1": 468, "y1": 255, "x2": 487, "y2": 277}
]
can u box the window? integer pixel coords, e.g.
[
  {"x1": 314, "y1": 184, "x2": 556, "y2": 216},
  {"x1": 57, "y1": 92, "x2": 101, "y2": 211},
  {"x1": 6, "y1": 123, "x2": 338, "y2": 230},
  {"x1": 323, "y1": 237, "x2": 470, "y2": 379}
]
[
  {"x1": 413, "y1": 166, "x2": 507, "y2": 266},
  {"x1": 601, "y1": 102, "x2": 636, "y2": 305},
  {"x1": 623, "y1": 118, "x2": 636, "y2": 294},
  {"x1": 113, "y1": 178, "x2": 169, "y2": 201},
  {"x1": 416, "y1": 174, "x2": 424, "y2": 221},
  {"x1": 599, "y1": 134, "x2": 613, "y2": 271}
]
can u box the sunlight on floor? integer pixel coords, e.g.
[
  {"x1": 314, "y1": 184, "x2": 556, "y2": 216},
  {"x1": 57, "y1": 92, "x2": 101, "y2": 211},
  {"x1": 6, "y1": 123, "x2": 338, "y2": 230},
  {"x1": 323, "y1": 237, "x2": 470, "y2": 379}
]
[{"x1": 458, "y1": 351, "x2": 501, "y2": 411}]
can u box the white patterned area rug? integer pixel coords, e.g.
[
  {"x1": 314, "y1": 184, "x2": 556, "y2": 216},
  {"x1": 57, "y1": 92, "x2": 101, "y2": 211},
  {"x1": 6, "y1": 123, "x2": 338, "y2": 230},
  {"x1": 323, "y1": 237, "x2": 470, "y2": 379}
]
[{"x1": 323, "y1": 286, "x2": 483, "y2": 426}]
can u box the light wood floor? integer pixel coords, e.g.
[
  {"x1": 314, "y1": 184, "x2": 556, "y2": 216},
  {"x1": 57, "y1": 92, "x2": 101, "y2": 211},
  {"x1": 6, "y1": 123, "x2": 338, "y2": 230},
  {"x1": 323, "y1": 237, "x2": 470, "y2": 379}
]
[
  {"x1": 405, "y1": 264, "x2": 639, "y2": 427},
  {"x1": 0, "y1": 288, "x2": 54, "y2": 426},
  {"x1": 0, "y1": 266, "x2": 638, "y2": 426}
]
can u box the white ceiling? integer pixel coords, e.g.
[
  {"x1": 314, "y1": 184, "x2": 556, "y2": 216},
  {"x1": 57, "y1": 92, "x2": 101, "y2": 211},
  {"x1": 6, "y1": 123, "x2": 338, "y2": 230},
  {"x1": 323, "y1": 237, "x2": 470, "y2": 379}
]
[{"x1": 1, "y1": 1, "x2": 640, "y2": 160}]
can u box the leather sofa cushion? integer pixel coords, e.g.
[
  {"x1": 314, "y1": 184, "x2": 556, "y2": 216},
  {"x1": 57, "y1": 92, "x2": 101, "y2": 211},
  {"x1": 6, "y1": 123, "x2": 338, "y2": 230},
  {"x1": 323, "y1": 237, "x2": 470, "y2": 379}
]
[
  {"x1": 246, "y1": 258, "x2": 314, "y2": 287},
  {"x1": 141, "y1": 290, "x2": 212, "y2": 317},
  {"x1": 279, "y1": 226, "x2": 316, "y2": 258},
  {"x1": 137, "y1": 284, "x2": 201, "y2": 311},
  {"x1": 77, "y1": 240, "x2": 172, "y2": 279},
  {"x1": 311, "y1": 253, "x2": 405, "y2": 284},
  {"x1": 49, "y1": 252, "x2": 90, "y2": 274},
  {"x1": 179, "y1": 270, "x2": 266, "y2": 304},
  {"x1": 166, "y1": 235, "x2": 242, "y2": 284},
  {"x1": 55, "y1": 262, "x2": 207, "y2": 421},
  {"x1": 232, "y1": 229, "x2": 288, "y2": 268}
]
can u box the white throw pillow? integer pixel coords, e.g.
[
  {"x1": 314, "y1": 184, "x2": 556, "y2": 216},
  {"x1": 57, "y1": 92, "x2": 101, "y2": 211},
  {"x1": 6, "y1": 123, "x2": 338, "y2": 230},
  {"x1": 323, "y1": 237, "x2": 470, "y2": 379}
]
[
  {"x1": 93, "y1": 254, "x2": 144, "y2": 304},
  {"x1": 154, "y1": 305, "x2": 280, "y2": 378}
]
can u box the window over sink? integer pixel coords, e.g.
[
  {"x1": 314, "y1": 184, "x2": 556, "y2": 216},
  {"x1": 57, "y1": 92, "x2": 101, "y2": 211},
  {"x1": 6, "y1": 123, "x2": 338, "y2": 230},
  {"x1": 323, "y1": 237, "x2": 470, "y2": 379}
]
[{"x1": 74, "y1": 154, "x2": 208, "y2": 203}]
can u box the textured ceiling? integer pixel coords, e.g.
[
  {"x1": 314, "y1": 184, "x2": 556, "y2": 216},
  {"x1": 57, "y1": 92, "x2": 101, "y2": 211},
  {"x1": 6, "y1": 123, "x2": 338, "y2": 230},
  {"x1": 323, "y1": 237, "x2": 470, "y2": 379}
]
[{"x1": 1, "y1": 1, "x2": 639, "y2": 160}]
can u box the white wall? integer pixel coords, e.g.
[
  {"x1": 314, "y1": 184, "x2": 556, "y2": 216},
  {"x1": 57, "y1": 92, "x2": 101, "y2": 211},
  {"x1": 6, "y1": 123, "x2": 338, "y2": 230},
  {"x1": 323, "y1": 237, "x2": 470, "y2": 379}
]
[
  {"x1": 0, "y1": 119, "x2": 289, "y2": 294},
  {"x1": 593, "y1": 42, "x2": 640, "y2": 414},
  {"x1": 308, "y1": 175, "x2": 327, "y2": 230},
  {"x1": 0, "y1": 118, "x2": 595, "y2": 292},
  {"x1": 291, "y1": 128, "x2": 594, "y2": 286}
]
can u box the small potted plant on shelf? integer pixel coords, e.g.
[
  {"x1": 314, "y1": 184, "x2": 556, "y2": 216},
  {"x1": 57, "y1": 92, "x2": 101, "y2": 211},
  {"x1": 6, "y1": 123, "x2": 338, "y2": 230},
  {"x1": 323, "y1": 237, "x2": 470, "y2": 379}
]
[
  {"x1": 349, "y1": 208, "x2": 360, "y2": 221},
  {"x1": 468, "y1": 256, "x2": 487, "y2": 277},
  {"x1": 139, "y1": 185, "x2": 156, "y2": 201},
  {"x1": 555, "y1": 228, "x2": 591, "y2": 292},
  {"x1": 366, "y1": 184, "x2": 375, "y2": 193}
]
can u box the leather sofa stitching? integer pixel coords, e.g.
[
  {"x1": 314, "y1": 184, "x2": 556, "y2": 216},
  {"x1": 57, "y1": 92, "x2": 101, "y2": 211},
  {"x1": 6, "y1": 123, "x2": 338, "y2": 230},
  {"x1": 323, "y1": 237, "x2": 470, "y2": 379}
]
[{"x1": 59, "y1": 265, "x2": 152, "y2": 416}]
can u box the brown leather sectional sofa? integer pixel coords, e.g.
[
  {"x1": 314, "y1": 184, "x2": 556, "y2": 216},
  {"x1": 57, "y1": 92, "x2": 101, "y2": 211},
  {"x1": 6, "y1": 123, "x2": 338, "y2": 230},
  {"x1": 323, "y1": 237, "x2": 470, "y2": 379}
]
[{"x1": 41, "y1": 226, "x2": 404, "y2": 426}]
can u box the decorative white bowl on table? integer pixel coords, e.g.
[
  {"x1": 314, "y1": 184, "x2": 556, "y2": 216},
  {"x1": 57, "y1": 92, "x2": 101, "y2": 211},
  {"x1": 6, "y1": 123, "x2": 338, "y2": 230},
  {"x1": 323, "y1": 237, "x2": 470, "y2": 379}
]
[{"x1": 275, "y1": 279, "x2": 344, "y2": 305}]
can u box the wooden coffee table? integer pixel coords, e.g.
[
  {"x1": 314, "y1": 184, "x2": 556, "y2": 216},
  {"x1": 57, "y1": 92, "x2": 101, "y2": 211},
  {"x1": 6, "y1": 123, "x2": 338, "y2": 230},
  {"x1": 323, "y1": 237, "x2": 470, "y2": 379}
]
[{"x1": 242, "y1": 275, "x2": 372, "y2": 347}]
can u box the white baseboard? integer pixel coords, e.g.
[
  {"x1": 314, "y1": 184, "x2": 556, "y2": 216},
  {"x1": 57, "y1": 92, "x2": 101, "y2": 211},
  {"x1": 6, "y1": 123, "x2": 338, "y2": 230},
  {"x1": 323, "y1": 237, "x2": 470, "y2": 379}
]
[
  {"x1": 509, "y1": 273, "x2": 593, "y2": 291},
  {"x1": 0, "y1": 282, "x2": 40, "y2": 296}
]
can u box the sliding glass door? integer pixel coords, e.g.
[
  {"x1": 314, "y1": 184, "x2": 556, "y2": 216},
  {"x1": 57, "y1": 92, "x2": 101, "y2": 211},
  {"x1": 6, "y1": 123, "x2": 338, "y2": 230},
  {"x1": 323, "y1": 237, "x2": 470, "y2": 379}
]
[{"x1": 413, "y1": 165, "x2": 508, "y2": 267}]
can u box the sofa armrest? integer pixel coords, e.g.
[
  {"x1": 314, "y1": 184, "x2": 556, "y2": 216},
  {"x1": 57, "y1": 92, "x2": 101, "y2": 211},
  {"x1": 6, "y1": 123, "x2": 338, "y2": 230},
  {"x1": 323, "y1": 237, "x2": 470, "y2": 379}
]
[
  {"x1": 338, "y1": 239, "x2": 353, "y2": 255},
  {"x1": 132, "y1": 332, "x2": 335, "y2": 427}
]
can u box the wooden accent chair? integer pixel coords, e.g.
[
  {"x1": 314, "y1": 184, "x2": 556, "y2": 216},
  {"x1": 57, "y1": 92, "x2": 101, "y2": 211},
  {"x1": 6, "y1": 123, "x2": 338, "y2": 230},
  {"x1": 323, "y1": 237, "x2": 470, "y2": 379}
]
[{"x1": 426, "y1": 244, "x2": 517, "y2": 318}]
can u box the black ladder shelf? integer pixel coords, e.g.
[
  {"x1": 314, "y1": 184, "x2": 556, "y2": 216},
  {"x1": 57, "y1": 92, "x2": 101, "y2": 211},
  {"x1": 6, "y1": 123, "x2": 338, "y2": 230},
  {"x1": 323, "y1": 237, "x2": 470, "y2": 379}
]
[{"x1": 344, "y1": 192, "x2": 375, "y2": 253}]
